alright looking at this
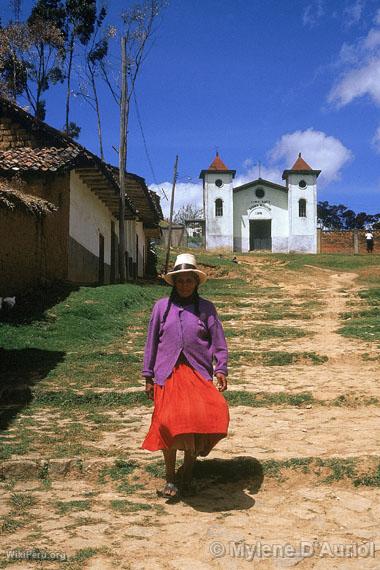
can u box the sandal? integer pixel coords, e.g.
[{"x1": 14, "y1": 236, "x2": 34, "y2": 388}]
[{"x1": 162, "y1": 482, "x2": 179, "y2": 498}]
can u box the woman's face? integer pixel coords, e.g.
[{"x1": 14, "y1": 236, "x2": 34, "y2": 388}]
[{"x1": 174, "y1": 272, "x2": 198, "y2": 298}]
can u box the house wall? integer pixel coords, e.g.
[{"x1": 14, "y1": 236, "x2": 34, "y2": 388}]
[
  {"x1": 68, "y1": 171, "x2": 119, "y2": 284},
  {"x1": 0, "y1": 173, "x2": 70, "y2": 295},
  {"x1": 233, "y1": 183, "x2": 289, "y2": 252},
  {"x1": 135, "y1": 221, "x2": 146, "y2": 278}
]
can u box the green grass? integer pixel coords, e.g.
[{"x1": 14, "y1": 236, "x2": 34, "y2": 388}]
[
  {"x1": 229, "y1": 350, "x2": 328, "y2": 366},
  {"x1": 224, "y1": 324, "x2": 307, "y2": 340},
  {"x1": 338, "y1": 288, "x2": 380, "y2": 341},
  {"x1": 262, "y1": 456, "x2": 380, "y2": 486},
  {"x1": 55, "y1": 500, "x2": 91, "y2": 515}
]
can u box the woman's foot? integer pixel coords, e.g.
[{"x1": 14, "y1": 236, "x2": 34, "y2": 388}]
[{"x1": 162, "y1": 482, "x2": 179, "y2": 497}]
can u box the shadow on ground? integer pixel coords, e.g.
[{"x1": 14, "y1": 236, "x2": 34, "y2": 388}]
[
  {"x1": 173, "y1": 456, "x2": 264, "y2": 512},
  {"x1": 0, "y1": 347, "x2": 65, "y2": 429},
  {"x1": 0, "y1": 282, "x2": 79, "y2": 325}
]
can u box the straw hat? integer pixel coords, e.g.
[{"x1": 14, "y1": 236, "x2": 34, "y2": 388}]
[{"x1": 163, "y1": 253, "x2": 207, "y2": 286}]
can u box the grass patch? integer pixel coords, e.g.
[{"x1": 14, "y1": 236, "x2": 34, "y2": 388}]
[
  {"x1": 262, "y1": 456, "x2": 380, "y2": 486},
  {"x1": 110, "y1": 500, "x2": 152, "y2": 512},
  {"x1": 55, "y1": 500, "x2": 91, "y2": 515},
  {"x1": 229, "y1": 350, "x2": 328, "y2": 366},
  {"x1": 225, "y1": 325, "x2": 307, "y2": 340},
  {"x1": 338, "y1": 287, "x2": 380, "y2": 341},
  {"x1": 225, "y1": 391, "x2": 314, "y2": 407}
]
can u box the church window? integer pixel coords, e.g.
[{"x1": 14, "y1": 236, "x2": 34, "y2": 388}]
[
  {"x1": 215, "y1": 198, "x2": 223, "y2": 216},
  {"x1": 215, "y1": 179, "x2": 223, "y2": 188},
  {"x1": 255, "y1": 188, "x2": 265, "y2": 198},
  {"x1": 299, "y1": 198, "x2": 306, "y2": 217},
  {"x1": 299, "y1": 180, "x2": 307, "y2": 188}
]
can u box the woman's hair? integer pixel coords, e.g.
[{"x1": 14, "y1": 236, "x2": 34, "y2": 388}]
[{"x1": 162, "y1": 272, "x2": 200, "y2": 324}]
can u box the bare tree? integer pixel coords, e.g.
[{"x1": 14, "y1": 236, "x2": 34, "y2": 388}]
[
  {"x1": 114, "y1": 0, "x2": 164, "y2": 282},
  {"x1": 173, "y1": 203, "x2": 204, "y2": 225}
]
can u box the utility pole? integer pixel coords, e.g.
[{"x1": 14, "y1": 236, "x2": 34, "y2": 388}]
[
  {"x1": 164, "y1": 155, "x2": 179, "y2": 274},
  {"x1": 118, "y1": 36, "x2": 127, "y2": 283}
]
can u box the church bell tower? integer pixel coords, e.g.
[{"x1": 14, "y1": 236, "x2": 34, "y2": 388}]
[{"x1": 199, "y1": 152, "x2": 236, "y2": 251}]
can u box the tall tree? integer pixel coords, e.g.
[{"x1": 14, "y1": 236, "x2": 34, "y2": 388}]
[
  {"x1": 63, "y1": 0, "x2": 97, "y2": 134},
  {"x1": 115, "y1": 0, "x2": 164, "y2": 282},
  {"x1": 77, "y1": 5, "x2": 109, "y2": 158},
  {"x1": 0, "y1": 15, "x2": 65, "y2": 120}
]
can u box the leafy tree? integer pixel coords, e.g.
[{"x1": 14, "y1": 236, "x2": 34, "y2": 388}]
[
  {"x1": 63, "y1": 0, "x2": 98, "y2": 134},
  {"x1": 0, "y1": 14, "x2": 65, "y2": 120},
  {"x1": 318, "y1": 201, "x2": 380, "y2": 230}
]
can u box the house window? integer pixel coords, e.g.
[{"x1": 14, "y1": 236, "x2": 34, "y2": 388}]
[
  {"x1": 299, "y1": 198, "x2": 306, "y2": 217},
  {"x1": 215, "y1": 198, "x2": 223, "y2": 216}
]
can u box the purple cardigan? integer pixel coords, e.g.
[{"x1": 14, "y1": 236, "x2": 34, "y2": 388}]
[{"x1": 142, "y1": 296, "x2": 228, "y2": 386}]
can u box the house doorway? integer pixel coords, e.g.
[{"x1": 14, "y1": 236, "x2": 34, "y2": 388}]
[
  {"x1": 98, "y1": 233, "x2": 105, "y2": 284},
  {"x1": 249, "y1": 219, "x2": 272, "y2": 251}
]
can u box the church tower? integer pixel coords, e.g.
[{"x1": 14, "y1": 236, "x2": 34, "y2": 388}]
[
  {"x1": 199, "y1": 153, "x2": 236, "y2": 250},
  {"x1": 282, "y1": 153, "x2": 321, "y2": 253}
]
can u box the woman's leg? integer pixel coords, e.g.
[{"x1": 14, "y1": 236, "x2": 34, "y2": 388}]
[
  {"x1": 182, "y1": 449, "x2": 197, "y2": 484},
  {"x1": 163, "y1": 448, "x2": 177, "y2": 494}
]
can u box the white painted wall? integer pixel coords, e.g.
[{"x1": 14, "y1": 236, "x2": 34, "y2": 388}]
[
  {"x1": 233, "y1": 183, "x2": 288, "y2": 252},
  {"x1": 204, "y1": 172, "x2": 234, "y2": 250},
  {"x1": 69, "y1": 170, "x2": 119, "y2": 265},
  {"x1": 287, "y1": 173, "x2": 317, "y2": 253}
]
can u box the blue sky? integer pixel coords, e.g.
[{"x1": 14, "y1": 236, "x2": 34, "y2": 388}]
[{"x1": 2, "y1": 0, "x2": 380, "y2": 217}]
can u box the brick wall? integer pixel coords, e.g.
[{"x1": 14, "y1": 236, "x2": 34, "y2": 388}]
[
  {"x1": 0, "y1": 116, "x2": 40, "y2": 150},
  {"x1": 319, "y1": 230, "x2": 379, "y2": 254}
]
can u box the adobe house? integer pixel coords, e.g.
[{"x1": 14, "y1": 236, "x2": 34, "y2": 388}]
[{"x1": 0, "y1": 97, "x2": 162, "y2": 295}]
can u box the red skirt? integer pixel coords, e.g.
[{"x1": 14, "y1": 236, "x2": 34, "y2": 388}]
[{"x1": 141, "y1": 362, "x2": 229, "y2": 456}]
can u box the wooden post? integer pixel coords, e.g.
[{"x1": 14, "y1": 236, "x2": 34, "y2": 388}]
[
  {"x1": 164, "y1": 155, "x2": 179, "y2": 274},
  {"x1": 118, "y1": 36, "x2": 128, "y2": 283}
]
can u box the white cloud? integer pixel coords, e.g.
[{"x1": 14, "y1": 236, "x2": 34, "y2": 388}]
[
  {"x1": 343, "y1": 0, "x2": 365, "y2": 28},
  {"x1": 235, "y1": 163, "x2": 282, "y2": 187},
  {"x1": 268, "y1": 128, "x2": 353, "y2": 185},
  {"x1": 329, "y1": 58, "x2": 380, "y2": 107},
  {"x1": 371, "y1": 126, "x2": 380, "y2": 153},
  {"x1": 149, "y1": 181, "x2": 203, "y2": 219},
  {"x1": 329, "y1": 8, "x2": 380, "y2": 108},
  {"x1": 303, "y1": 0, "x2": 324, "y2": 27}
]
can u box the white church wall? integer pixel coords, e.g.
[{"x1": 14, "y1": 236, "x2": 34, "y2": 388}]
[
  {"x1": 233, "y1": 183, "x2": 288, "y2": 252},
  {"x1": 288, "y1": 173, "x2": 317, "y2": 253},
  {"x1": 204, "y1": 172, "x2": 233, "y2": 250}
]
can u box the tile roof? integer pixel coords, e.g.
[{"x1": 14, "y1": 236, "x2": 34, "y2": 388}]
[
  {"x1": 0, "y1": 97, "x2": 162, "y2": 224},
  {"x1": 0, "y1": 145, "x2": 81, "y2": 172},
  {"x1": 208, "y1": 152, "x2": 229, "y2": 171},
  {"x1": 290, "y1": 153, "x2": 312, "y2": 171}
]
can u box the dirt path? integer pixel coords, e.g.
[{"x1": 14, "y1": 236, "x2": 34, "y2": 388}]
[{"x1": 1, "y1": 261, "x2": 379, "y2": 569}]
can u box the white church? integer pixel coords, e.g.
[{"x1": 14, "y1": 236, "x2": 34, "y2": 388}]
[{"x1": 199, "y1": 152, "x2": 321, "y2": 253}]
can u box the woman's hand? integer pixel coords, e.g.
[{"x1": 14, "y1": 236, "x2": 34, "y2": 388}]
[
  {"x1": 215, "y1": 373, "x2": 227, "y2": 392},
  {"x1": 145, "y1": 378, "x2": 154, "y2": 401}
]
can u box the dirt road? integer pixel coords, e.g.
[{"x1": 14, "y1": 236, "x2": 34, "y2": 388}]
[{"x1": 1, "y1": 259, "x2": 379, "y2": 569}]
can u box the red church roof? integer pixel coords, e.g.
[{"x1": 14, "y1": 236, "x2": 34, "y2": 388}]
[
  {"x1": 208, "y1": 152, "x2": 229, "y2": 171},
  {"x1": 290, "y1": 153, "x2": 312, "y2": 171}
]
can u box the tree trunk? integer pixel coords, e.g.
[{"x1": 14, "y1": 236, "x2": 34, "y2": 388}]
[
  {"x1": 90, "y1": 68, "x2": 104, "y2": 160},
  {"x1": 65, "y1": 36, "x2": 74, "y2": 133},
  {"x1": 118, "y1": 36, "x2": 128, "y2": 283}
]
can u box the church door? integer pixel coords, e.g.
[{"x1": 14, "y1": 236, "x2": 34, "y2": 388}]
[{"x1": 249, "y1": 220, "x2": 272, "y2": 251}]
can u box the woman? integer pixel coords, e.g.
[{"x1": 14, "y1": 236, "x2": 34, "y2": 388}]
[{"x1": 141, "y1": 253, "x2": 230, "y2": 498}]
